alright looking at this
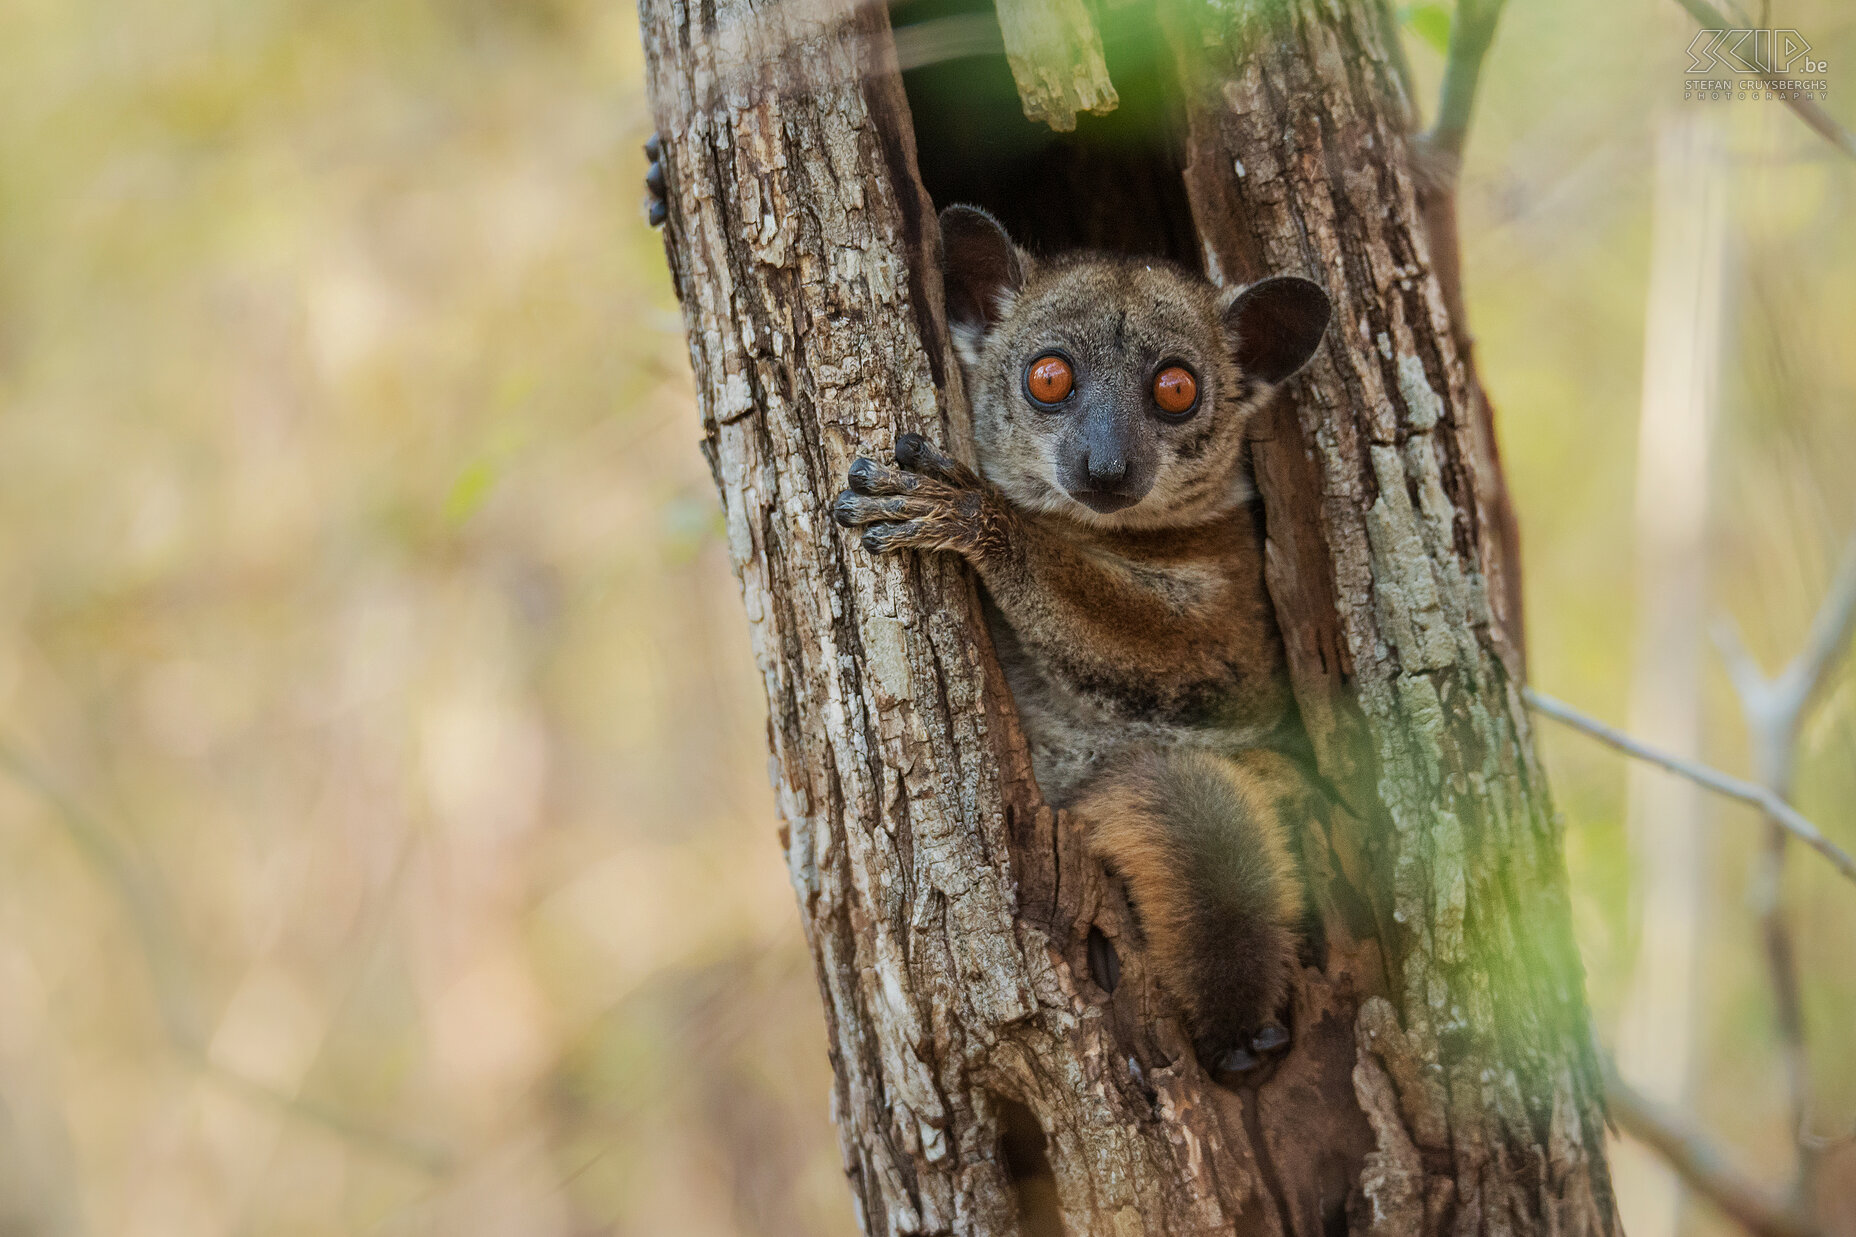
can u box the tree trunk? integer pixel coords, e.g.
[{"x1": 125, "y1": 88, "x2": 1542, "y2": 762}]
[{"x1": 637, "y1": 1, "x2": 1620, "y2": 1234}]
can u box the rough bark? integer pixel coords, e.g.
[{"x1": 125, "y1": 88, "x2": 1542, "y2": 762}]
[
  {"x1": 637, "y1": 1, "x2": 1619, "y2": 1234},
  {"x1": 1169, "y1": 3, "x2": 1616, "y2": 1230}
]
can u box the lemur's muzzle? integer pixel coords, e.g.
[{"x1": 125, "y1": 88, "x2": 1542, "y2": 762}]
[{"x1": 1063, "y1": 403, "x2": 1155, "y2": 513}]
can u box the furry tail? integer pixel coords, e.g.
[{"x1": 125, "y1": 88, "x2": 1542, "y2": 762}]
[{"x1": 1076, "y1": 747, "x2": 1304, "y2": 1073}]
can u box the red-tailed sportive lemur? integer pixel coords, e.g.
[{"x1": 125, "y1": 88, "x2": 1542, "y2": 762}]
[{"x1": 833, "y1": 206, "x2": 1332, "y2": 1078}]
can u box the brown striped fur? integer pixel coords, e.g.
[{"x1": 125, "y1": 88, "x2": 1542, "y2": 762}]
[{"x1": 834, "y1": 207, "x2": 1333, "y2": 1073}]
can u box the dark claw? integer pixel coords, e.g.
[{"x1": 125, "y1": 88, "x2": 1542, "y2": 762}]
[
  {"x1": 894, "y1": 432, "x2": 928, "y2": 470},
  {"x1": 833, "y1": 491, "x2": 860, "y2": 527},
  {"x1": 647, "y1": 198, "x2": 667, "y2": 228},
  {"x1": 892, "y1": 432, "x2": 967, "y2": 486},
  {"x1": 1214, "y1": 1046, "x2": 1260, "y2": 1075},
  {"x1": 860, "y1": 528, "x2": 886, "y2": 553},
  {"x1": 1251, "y1": 1022, "x2": 1290, "y2": 1055},
  {"x1": 645, "y1": 159, "x2": 665, "y2": 197},
  {"x1": 644, "y1": 133, "x2": 661, "y2": 162},
  {"x1": 848, "y1": 458, "x2": 884, "y2": 495}
]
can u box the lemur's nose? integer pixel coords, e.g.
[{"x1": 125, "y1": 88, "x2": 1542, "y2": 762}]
[{"x1": 1086, "y1": 452, "x2": 1128, "y2": 488}]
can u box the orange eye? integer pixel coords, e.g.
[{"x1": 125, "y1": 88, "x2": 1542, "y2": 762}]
[
  {"x1": 1153, "y1": 365, "x2": 1197, "y2": 415},
  {"x1": 1026, "y1": 354, "x2": 1073, "y2": 404}
]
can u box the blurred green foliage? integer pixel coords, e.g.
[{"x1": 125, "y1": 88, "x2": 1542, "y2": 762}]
[
  {"x1": 0, "y1": 0, "x2": 1850, "y2": 1233},
  {"x1": 1403, "y1": 3, "x2": 1454, "y2": 55},
  {"x1": 0, "y1": 0, "x2": 842, "y2": 1232}
]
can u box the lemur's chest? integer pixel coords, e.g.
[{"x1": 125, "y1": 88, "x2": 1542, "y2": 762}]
[{"x1": 984, "y1": 541, "x2": 1292, "y2": 803}]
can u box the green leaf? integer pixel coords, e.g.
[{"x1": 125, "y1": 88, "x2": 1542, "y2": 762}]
[
  {"x1": 443, "y1": 457, "x2": 499, "y2": 526},
  {"x1": 1402, "y1": 2, "x2": 1453, "y2": 55}
]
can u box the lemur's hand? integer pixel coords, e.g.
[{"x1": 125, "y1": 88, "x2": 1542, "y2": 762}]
[
  {"x1": 644, "y1": 133, "x2": 667, "y2": 228},
  {"x1": 833, "y1": 433, "x2": 1005, "y2": 559}
]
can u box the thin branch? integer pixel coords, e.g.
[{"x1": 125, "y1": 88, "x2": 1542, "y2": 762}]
[
  {"x1": 1714, "y1": 618, "x2": 1775, "y2": 728},
  {"x1": 1773, "y1": 534, "x2": 1856, "y2": 729},
  {"x1": 1713, "y1": 530, "x2": 1856, "y2": 763},
  {"x1": 0, "y1": 740, "x2": 204, "y2": 1046},
  {"x1": 1709, "y1": 529, "x2": 1856, "y2": 1180},
  {"x1": 191, "y1": 1047, "x2": 452, "y2": 1173},
  {"x1": 1604, "y1": 1057, "x2": 1819, "y2": 1237},
  {"x1": 0, "y1": 738, "x2": 452, "y2": 1175},
  {"x1": 1673, "y1": 0, "x2": 1856, "y2": 161},
  {"x1": 1410, "y1": 0, "x2": 1510, "y2": 313},
  {"x1": 1522, "y1": 689, "x2": 1856, "y2": 885},
  {"x1": 1425, "y1": 0, "x2": 1510, "y2": 162},
  {"x1": 1406, "y1": 0, "x2": 1531, "y2": 666}
]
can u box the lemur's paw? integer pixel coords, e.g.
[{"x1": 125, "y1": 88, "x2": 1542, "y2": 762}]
[
  {"x1": 831, "y1": 474, "x2": 975, "y2": 555},
  {"x1": 834, "y1": 437, "x2": 992, "y2": 557},
  {"x1": 644, "y1": 133, "x2": 667, "y2": 228}
]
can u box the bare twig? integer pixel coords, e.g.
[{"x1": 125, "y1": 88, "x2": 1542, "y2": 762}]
[
  {"x1": 1426, "y1": 0, "x2": 1510, "y2": 162},
  {"x1": 1718, "y1": 537, "x2": 1856, "y2": 751},
  {"x1": 0, "y1": 740, "x2": 204, "y2": 1045},
  {"x1": 0, "y1": 738, "x2": 453, "y2": 1175},
  {"x1": 1604, "y1": 1056, "x2": 1820, "y2": 1237},
  {"x1": 1672, "y1": 0, "x2": 1856, "y2": 160},
  {"x1": 190, "y1": 1047, "x2": 452, "y2": 1173},
  {"x1": 1407, "y1": 0, "x2": 1530, "y2": 667},
  {"x1": 1412, "y1": 0, "x2": 1512, "y2": 317},
  {"x1": 1709, "y1": 532, "x2": 1856, "y2": 1179},
  {"x1": 1522, "y1": 689, "x2": 1856, "y2": 885},
  {"x1": 890, "y1": 13, "x2": 1002, "y2": 70}
]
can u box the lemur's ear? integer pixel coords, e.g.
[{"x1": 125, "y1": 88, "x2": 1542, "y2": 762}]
[
  {"x1": 940, "y1": 205, "x2": 1027, "y2": 335},
  {"x1": 1222, "y1": 276, "x2": 1332, "y2": 385}
]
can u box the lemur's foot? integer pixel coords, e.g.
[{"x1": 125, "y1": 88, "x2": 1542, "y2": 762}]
[
  {"x1": 1208, "y1": 1022, "x2": 1291, "y2": 1082},
  {"x1": 644, "y1": 133, "x2": 667, "y2": 228},
  {"x1": 1249, "y1": 1021, "x2": 1290, "y2": 1055},
  {"x1": 833, "y1": 434, "x2": 997, "y2": 557},
  {"x1": 1212, "y1": 1046, "x2": 1260, "y2": 1076}
]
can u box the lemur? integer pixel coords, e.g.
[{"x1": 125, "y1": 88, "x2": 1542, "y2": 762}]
[{"x1": 832, "y1": 206, "x2": 1333, "y2": 1078}]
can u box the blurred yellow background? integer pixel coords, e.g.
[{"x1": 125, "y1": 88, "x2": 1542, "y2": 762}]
[{"x1": 0, "y1": 1, "x2": 1850, "y2": 1234}]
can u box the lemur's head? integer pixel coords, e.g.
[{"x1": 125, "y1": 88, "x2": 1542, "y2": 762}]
[{"x1": 940, "y1": 205, "x2": 1331, "y2": 530}]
